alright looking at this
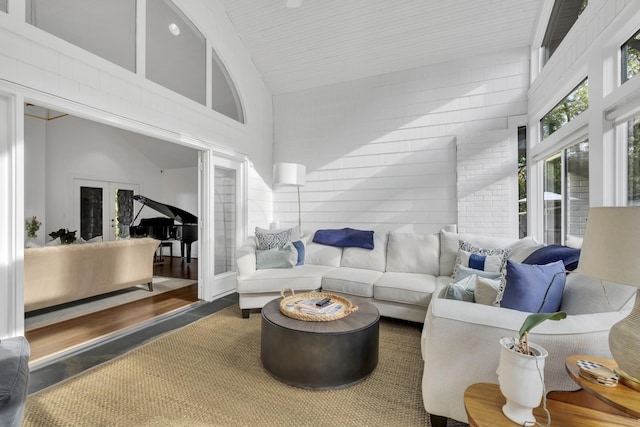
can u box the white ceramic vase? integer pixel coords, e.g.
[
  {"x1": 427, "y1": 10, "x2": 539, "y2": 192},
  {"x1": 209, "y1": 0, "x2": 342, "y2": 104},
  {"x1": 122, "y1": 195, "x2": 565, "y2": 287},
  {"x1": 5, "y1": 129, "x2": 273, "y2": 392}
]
[{"x1": 497, "y1": 337, "x2": 548, "y2": 426}]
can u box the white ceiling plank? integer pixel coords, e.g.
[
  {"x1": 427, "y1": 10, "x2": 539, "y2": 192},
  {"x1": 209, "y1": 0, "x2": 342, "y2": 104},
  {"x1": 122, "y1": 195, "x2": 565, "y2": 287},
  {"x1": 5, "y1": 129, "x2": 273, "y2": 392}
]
[{"x1": 220, "y1": 0, "x2": 543, "y2": 94}]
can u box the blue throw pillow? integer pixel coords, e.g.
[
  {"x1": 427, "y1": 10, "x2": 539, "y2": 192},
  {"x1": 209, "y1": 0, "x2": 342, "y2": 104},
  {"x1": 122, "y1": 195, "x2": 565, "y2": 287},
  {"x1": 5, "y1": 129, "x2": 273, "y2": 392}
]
[
  {"x1": 500, "y1": 260, "x2": 566, "y2": 313},
  {"x1": 312, "y1": 228, "x2": 375, "y2": 249},
  {"x1": 523, "y1": 244, "x2": 581, "y2": 271},
  {"x1": 292, "y1": 240, "x2": 305, "y2": 265}
]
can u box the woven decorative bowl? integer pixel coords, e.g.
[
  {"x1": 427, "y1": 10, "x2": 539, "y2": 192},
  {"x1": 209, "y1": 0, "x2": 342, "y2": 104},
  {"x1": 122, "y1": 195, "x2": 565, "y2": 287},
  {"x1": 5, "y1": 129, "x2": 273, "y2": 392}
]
[{"x1": 279, "y1": 288, "x2": 358, "y2": 322}]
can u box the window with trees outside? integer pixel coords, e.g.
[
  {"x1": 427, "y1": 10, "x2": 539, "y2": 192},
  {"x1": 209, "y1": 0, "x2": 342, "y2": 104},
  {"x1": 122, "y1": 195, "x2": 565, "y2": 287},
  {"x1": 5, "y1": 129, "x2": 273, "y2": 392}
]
[
  {"x1": 626, "y1": 117, "x2": 640, "y2": 206},
  {"x1": 540, "y1": 78, "x2": 588, "y2": 140},
  {"x1": 517, "y1": 126, "x2": 527, "y2": 238},
  {"x1": 543, "y1": 140, "x2": 590, "y2": 245},
  {"x1": 622, "y1": 28, "x2": 640, "y2": 83}
]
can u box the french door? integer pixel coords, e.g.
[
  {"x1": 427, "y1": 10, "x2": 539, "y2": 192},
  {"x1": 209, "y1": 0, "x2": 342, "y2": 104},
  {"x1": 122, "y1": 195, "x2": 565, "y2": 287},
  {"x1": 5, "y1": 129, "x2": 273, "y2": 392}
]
[{"x1": 73, "y1": 179, "x2": 140, "y2": 241}]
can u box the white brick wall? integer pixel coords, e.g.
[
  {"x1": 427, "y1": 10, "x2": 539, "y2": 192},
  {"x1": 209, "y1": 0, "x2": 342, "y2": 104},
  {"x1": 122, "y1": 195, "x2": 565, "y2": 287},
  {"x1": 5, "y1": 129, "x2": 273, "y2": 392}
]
[{"x1": 273, "y1": 47, "x2": 528, "y2": 236}]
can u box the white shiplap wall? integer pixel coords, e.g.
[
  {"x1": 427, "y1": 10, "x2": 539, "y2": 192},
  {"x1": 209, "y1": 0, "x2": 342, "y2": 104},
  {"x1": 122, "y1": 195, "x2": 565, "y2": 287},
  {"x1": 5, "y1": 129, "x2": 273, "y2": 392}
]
[{"x1": 273, "y1": 47, "x2": 529, "y2": 236}]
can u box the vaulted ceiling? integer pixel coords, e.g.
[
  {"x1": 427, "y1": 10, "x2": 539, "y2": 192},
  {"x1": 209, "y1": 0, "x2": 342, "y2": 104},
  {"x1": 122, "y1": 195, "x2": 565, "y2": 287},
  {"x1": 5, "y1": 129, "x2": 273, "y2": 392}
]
[{"x1": 220, "y1": 0, "x2": 544, "y2": 95}]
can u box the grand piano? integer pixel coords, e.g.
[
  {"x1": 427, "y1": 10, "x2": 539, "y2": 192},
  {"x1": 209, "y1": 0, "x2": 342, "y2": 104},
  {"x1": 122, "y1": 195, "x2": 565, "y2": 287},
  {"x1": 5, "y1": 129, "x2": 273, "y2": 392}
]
[{"x1": 129, "y1": 195, "x2": 198, "y2": 264}]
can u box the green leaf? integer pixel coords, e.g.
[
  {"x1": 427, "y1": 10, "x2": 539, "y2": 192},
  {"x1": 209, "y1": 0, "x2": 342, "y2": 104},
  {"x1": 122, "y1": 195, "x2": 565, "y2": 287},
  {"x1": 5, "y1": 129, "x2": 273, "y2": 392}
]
[{"x1": 518, "y1": 311, "x2": 567, "y2": 339}]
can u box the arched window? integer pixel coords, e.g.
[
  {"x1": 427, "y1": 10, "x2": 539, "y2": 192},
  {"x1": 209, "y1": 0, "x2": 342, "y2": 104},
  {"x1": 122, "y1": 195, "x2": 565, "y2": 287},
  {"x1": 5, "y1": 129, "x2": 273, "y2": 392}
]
[
  {"x1": 211, "y1": 49, "x2": 244, "y2": 123},
  {"x1": 146, "y1": 0, "x2": 206, "y2": 105}
]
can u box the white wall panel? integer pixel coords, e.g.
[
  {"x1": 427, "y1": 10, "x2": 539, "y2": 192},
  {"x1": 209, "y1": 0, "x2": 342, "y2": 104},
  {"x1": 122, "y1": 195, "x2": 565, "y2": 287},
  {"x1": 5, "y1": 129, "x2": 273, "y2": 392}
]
[
  {"x1": 0, "y1": 0, "x2": 273, "y2": 337},
  {"x1": 274, "y1": 47, "x2": 529, "y2": 236}
]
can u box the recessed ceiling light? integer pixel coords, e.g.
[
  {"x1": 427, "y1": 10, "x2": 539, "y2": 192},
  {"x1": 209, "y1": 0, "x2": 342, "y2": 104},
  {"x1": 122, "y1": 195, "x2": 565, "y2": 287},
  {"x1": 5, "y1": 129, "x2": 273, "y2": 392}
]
[
  {"x1": 168, "y1": 23, "x2": 180, "y2": 36},
  {"x1": 286, "y1": 0, "x2": 302, "y2": 8}
]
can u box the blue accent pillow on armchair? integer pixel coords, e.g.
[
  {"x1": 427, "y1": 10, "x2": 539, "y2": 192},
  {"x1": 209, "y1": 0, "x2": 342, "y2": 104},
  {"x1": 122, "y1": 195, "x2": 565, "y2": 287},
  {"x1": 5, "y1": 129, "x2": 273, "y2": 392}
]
[
  {"x1": 500, "y1": 260, "x2": 566, "y2": 313},
  {"x1": 312, "y1": 228, "x2": 375, "y2": 249}
]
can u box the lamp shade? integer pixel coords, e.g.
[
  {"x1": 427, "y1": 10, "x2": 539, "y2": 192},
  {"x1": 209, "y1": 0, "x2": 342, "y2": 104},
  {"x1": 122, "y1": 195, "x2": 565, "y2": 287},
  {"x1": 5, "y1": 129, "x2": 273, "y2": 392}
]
[
  {"x1": 576, "y1": 206, "x2": 640, "y2": 288},
  {"x1": 273, "y1": 163, "x2": 306, "y2": 187}
]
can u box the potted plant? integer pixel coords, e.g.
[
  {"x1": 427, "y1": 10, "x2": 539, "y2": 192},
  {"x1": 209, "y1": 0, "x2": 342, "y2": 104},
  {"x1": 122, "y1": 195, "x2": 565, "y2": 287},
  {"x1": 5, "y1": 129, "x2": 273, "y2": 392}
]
[
  {"x1": 497, "y1": 311, "x2": 567, "y2": 426},
  {"x1": 25, "y1": 216, "x2": 41, "y2": 241}
]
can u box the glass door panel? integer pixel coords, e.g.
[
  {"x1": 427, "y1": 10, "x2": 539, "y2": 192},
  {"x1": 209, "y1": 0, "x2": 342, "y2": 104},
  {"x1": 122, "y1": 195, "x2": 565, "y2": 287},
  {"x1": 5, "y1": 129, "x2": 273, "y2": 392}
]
[
  {"x1": 214, "y1": 167, "x2": 236, "y2": 275},
  {"x1": 80, "y1": 186, "x2": 103, "y2": 240},
  {"x1": 75, "y1": 179, "x2": 139, "y2": 241},
  {"x1": 543, "y1": 154, "x2": 562, "y2": 244}
]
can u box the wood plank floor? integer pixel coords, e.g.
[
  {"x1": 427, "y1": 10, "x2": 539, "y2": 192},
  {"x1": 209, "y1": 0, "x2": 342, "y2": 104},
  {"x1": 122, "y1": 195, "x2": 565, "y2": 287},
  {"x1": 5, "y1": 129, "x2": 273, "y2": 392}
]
[{"x1": 25, "y1": 256, "x2": 199, "y2": 363}]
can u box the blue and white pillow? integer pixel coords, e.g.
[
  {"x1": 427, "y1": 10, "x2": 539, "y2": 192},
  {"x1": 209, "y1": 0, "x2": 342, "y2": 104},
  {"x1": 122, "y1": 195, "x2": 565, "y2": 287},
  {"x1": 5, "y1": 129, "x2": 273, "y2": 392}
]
[{"x1": 453, "y1": 241, "x2": 510, "y2": 278}]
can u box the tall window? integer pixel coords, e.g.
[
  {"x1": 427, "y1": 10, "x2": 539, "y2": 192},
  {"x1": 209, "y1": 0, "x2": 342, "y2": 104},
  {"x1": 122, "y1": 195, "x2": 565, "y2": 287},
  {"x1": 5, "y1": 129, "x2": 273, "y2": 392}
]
[
  {"x1": 622, "y1": 29, "x2": 640, "y2": 83},
  {"x1": 517, "y1": 126, "x2": 527, "y2": 238},
  {"x1": 26, "y1": 0, "x2": 136, "y2": 71},
  {"x1": 540, "y1": 78, "x2": 588, "y2": 140},
  {"x1": 543, "y1": 140, "x2": 590, "y2": 244},
  {"x1": 541, "y1": 0, "x2": 588, "y2": 66},
  {"x1": 626, "y1": 117, "x2": 640, "y2": 205}
]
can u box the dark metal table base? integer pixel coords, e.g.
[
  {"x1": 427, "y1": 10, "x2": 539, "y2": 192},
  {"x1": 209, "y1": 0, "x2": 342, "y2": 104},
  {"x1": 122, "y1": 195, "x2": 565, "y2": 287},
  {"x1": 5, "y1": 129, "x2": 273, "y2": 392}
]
[{"x1": 261, "y1": 298, "x2": 380, "y2": 390}]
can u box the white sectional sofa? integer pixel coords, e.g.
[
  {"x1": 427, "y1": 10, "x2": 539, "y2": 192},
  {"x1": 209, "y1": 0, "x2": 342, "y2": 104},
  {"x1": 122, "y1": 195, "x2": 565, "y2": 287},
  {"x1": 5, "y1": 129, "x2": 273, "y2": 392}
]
[
  {"x1": 235, "y1": 227, "x2": 540, "y2": 321},
  {"x1": 237, "y1": 225, "x2": 637, "y2": 426}
]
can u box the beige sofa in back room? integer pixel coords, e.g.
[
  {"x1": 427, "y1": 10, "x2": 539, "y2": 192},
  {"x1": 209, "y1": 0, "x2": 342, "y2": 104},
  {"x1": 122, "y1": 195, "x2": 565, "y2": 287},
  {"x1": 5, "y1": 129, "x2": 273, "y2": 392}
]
[{"x1": 24, "y1": 237, "x2": 160, "y2": 312}]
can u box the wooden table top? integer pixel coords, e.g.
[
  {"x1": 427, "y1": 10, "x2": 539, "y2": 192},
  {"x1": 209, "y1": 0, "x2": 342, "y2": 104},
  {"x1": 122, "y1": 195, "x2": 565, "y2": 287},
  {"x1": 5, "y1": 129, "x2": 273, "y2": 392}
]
[
  {"x1": 464, "y1": 383, "x2": 639, "y2": 427},
  {"x1": 565, "y1": 355, "x2": 640, "y2": 419}
]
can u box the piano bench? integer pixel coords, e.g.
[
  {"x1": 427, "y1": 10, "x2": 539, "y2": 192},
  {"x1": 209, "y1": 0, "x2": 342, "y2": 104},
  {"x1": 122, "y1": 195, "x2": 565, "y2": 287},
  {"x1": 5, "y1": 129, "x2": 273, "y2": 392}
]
[{"x1": 155, "y1": 241, "x2": 173, "y2": 263}]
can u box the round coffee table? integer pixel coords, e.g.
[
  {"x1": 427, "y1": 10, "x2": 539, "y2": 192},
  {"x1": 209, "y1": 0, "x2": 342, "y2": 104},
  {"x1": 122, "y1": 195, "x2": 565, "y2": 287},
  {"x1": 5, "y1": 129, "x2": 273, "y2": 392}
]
[{"x1": 261, "y1": 296, "x2": 380, "y2": 390}]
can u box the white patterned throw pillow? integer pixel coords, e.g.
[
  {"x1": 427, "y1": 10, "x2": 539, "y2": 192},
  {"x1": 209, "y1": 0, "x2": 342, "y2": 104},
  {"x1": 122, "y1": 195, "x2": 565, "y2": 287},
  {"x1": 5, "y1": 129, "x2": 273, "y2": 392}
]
[{"x1": 255, "y1": 226, "x2": 299, "y2": 250}]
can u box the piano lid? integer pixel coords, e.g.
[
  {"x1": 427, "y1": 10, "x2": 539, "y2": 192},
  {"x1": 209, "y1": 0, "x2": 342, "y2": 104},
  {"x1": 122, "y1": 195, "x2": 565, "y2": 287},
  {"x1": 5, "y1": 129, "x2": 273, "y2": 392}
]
[{"x1": 133, "y1": 195, "x2": 198, "y2": 224}]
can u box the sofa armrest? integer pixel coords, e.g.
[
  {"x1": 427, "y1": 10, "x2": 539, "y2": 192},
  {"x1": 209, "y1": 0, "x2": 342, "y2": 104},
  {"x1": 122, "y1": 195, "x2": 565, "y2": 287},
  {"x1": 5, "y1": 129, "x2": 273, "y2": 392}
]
[
  {"x1": 421, "y1": 296, "x2": 629, "y2": 423},
  {"x1": 235, "y1": 242, "x2": 257, "y2": 277}
]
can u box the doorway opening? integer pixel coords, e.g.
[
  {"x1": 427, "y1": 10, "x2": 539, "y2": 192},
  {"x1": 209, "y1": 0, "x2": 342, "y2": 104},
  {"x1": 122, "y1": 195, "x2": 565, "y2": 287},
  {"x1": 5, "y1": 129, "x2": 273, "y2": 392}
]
[{"x1": 23, "y1": 103, "x2": 202, "y2": 365}]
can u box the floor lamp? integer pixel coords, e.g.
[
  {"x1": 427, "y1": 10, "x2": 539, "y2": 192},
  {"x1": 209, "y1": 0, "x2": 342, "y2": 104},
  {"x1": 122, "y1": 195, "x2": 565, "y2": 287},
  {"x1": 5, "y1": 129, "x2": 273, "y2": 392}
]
[
  {"x1": 576, "y1": 206, "x2": 640, "y2": 390},
  {"x1": 273, "y1": 163, "x2": 306, "y2": 229}
]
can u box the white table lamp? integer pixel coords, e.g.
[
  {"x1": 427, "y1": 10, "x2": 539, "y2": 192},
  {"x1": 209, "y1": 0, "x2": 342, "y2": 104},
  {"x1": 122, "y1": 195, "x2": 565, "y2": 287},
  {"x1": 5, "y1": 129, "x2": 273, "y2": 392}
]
[
  {"x1": 273, "y1": 163, "x2": 306, "y2": 229},
  {"x1": 576, "y1": 206, "x2": 640, "y2": 390}
]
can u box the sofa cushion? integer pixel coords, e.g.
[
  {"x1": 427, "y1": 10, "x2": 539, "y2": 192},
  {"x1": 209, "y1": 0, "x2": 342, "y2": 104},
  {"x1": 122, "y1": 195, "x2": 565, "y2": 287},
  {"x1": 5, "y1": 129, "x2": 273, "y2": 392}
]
[
  {"x1": 340, "y1": 232, "x2": 387, "y2": 272},
  {"x1": 523, "y1": 244, "x2": 581, "y2": 271},
  {"x1": 255, "y1": 226, "x2": 299, "y2": 250},
  {"x1": 312, "y1": 228, "x2": 375, "y2": 249},
  {"x1": 440, "y1": 231, "x2": 540, "y2": 276},
  {"x1": 304, "y1": 239, "x2": 343, "y2": 267},
  {"x1": 454, "y1": 265, "x2": 503, "y2": 282},
  {"x1": 499, "y1": 260, "x2": 566, "y2": 313},
  {"x1": 439, "y1": 229, "x2": 460, "y2": 277},
  {"x1": 386, "y1": 232, "x2": 439, "y2": 275},
  {"x1": 321, "y1": 267, "x2": 382, "y2": 297},
  {"x1": 458, "y1": 249, "x2": 504, "y2": 273},
  {"x1": 444, "y1": 274, "x2": 476, "y2": 302},
  {"x1": 474, "y1": 276, "x2": 501, "y2": 306},
  {"x1": 453, "y1": 241, "x2": 510, "y2": 279},
  {"x1": 236, "y1": 264, "x2": 335, "y2": 293},
  {"x1": 374, "y1": 272, "x2": 437, "y2": 307},
  {"x1": 256, "y1": 242, "x2": 297, "y2": 269},
  {"x1": 292, "y1": 240, "x2": 305, "y2": 265}
]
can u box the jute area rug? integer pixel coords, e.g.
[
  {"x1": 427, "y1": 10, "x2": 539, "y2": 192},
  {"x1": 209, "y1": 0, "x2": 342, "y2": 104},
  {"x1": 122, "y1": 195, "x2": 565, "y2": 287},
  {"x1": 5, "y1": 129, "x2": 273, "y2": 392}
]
[{"x1": 24, "y1": 305, "x2": 450, "y2": 427}]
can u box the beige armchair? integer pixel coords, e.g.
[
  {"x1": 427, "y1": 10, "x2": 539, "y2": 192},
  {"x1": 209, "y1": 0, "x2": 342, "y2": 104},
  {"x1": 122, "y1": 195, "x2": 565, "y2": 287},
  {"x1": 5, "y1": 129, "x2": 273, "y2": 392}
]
[{"x1": 421, "y1": 272, "x2": 636, "y2": 426}]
